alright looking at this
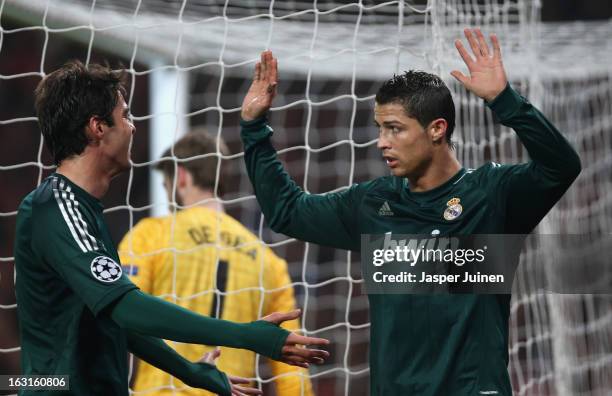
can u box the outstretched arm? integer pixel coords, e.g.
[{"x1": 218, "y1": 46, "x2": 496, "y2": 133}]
[
  {"x1": 110, "y1": 290, "x2": 329, "y2": 368},
  {"x1": 452, "y1": 28, "x2": 581, "y2": 232},
  {"x1": 241, "y1": 51, "x2": 364, "y2": 251},
  {"x1": 127, "y1": 334, "x2": 261, "y2": 396},
  {"x1": 127, "y1": 332, "x2": 229, "y2": 396}
]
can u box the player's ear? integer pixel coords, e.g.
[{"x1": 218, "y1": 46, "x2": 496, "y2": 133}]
[
  {"x1": 429, "y1": 118, "x2": 448, "y2": 145},
  {"x1": 85, "y1": 115, "x2": 106, "y2": 143},
  {"x1": 176, "y1": 166, "x2": 193, "y2": 189}
]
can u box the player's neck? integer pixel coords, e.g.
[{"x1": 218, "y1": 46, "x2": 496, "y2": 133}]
[
  {"x1": 56, "y1": 156, "x2": 114, "y2": 199},
  {"x1": 182, "y1": 189, "x2": 225, "y2": 213},
  {"x1": 407, "y1": 151, "x2": 462, "y2": 193}
]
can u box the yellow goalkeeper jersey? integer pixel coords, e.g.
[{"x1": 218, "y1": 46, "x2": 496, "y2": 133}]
[{"x1": 118, "y1": 206, "x2": 313, "y2": 396}]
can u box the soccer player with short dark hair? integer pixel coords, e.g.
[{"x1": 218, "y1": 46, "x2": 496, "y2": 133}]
[
  {"x1": 239, "y1": 29, "x2": 581, "y2": 395},
  {"x1": 14, "y1": 60, "x2": 329, "y2": 396}
]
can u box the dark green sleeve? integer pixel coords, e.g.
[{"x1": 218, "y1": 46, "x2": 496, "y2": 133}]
[
  {"x1": 127, "y1": 332, "x2": 231, "y2": 396},
  {"x1": 486, "y1": 84, "x2": 581, "y2": 233},
  {"x1": 241, "y1": 117, "x2": 364, "y2": 251},
  {"x1": 31, "y1": 198, "x2": 137, "y2": 315},
  {"x1": 110, "y1": 289, "x2": 289, "y2": 360}
]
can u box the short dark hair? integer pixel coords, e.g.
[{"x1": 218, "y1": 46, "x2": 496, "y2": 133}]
[
  {"x1": 375, "y1": 70, "x2": 455, "y2": 144},
  {"x1": 34, "y1": 60, "x2": 126, "y2": 165},
  {"x1": 156, "y1": 130, "x2": 230, "y2": 196}
]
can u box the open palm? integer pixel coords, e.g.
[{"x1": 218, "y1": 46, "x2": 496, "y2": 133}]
[
  {"x1": 241, "y1": 51, "x2": 278, "y2": 121},
  {"x1": 451, "y1": 28, "x2": 508, "y2": 102}
]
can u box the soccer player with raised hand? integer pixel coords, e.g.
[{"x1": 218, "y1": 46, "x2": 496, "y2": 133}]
[
  {"x1": 14, "y1": 60, "x2": 329, "y2": 396},
  {"x1": 240, "y1": 28, "x2": 580, "y2": 395}
]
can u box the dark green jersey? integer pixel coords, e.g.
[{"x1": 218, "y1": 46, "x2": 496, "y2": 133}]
[
  {"x1": 14, "y1": 173, "x2": 138, "y2": 396},
  {"x1": 241, "y1": 85, "x2": 581, "y2": 395}
]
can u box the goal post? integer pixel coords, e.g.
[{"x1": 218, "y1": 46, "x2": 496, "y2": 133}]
[{"x1": 148, "y1": 63, "x2": 190, "y2": 217}]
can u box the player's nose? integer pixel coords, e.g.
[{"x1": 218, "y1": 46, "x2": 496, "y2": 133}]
[{"x1": 377, "y1": 135, "x2": 391, "y2": 150}]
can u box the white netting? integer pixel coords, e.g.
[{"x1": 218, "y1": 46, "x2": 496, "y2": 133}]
[{"x1": 1, "y1": 0, "x2": 611, "y2": 395}]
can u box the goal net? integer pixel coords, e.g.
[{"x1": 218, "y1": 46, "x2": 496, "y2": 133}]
[{"x1": 1, "y1": 1, "x2": 610, "y2": 395}]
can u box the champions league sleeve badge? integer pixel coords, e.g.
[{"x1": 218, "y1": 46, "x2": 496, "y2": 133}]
[
  {"x1": 443, "y1": 197, "x2": 463, "y2": 221},
  {"x1": 90, "y1": 256, "x2": 122, "y2": 283}
]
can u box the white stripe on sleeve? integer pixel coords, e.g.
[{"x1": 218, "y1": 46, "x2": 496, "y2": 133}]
[
  {"x1": 59, "y1": 180, "x2": 93, "y2": 251},
  {"x1": 66, "y1": 185, "x2": 99, "y2": 250},
  {"x1": 52, "y1": 178, "x2": 89, "y2": 253}
]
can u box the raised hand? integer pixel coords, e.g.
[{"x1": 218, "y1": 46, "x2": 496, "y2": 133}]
[
  {"x1": 262, "y1": 309, "x2": 330, "y2": 368},
  {"x1": 241, "y1": 50, "x2": 278, "y2": 121},
  {"x1": 198, "y1": 349, "x2": 263, "y2": 396},
  {"x1": 451, "y1": 28, "x2": 507, "y2": 102}
]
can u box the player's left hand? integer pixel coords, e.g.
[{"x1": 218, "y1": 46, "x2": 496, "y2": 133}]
[
  {"x1": 451, "y1": 28, "x2": 507, "y2": 102},
  {"x1": 198, "y1": 349, "x2": 263, "y2": 396}
]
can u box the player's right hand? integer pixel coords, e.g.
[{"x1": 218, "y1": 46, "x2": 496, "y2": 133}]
[
  {"x1": 262, "y1": 309, "x2": 330, "y2": 368},
  {"x1": 241, "y1": 50, "x2": 278, "y2": 121}
]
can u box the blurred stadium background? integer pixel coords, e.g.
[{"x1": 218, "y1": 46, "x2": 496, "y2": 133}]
[{"x1": 1, "y1": 1, "x2": 611, "y2": 395}]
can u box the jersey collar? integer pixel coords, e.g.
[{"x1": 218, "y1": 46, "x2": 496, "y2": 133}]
[{"x1": 402, "y1": 168, "x2": 466, "y2": 203}]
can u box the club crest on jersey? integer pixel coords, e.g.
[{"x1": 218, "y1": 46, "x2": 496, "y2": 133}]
[
  {"x1": 443, "y1": 197, "x2": 463, "y2": 221},
  {"x1": 90, "y1": 256, "x2": 122, "y2": 283}
]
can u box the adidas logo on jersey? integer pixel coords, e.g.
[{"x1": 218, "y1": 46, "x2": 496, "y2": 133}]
[{"x1": 378, "y1": 201, "x2": 394, "y2": 216}]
